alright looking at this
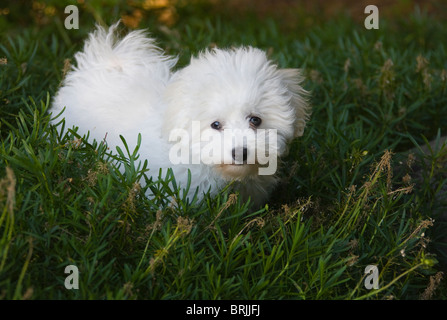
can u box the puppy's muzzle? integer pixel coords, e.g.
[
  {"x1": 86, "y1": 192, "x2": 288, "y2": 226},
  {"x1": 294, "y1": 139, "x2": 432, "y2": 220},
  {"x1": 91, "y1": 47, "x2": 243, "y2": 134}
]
[{"x1": 232, "y1": 147, "x2": 248, "y2": 164}]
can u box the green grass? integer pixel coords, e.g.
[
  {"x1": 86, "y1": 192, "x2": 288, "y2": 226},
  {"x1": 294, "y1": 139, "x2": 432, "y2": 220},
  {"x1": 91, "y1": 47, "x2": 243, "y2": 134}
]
[{"x1": 1, "y1": 1, "x2": 447, "y2": 299}]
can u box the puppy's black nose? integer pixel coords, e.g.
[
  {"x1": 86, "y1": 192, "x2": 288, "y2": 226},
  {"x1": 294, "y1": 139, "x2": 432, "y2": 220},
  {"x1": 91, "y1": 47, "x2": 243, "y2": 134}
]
[{"x1": 232, "y1": 147, "x2": 248, "y2": 162}]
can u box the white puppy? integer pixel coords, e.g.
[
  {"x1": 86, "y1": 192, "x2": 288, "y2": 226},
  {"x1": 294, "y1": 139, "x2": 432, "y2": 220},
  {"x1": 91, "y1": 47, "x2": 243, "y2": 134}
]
[{"x1": 51, "y1": 23, "x2": 310, "y2": 208}]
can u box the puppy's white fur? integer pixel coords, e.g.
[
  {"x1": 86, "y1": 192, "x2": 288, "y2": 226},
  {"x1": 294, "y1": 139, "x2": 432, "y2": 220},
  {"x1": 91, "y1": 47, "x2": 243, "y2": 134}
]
[{"x1": 51, "y1": 23, "x2": 310, "y2": 207}]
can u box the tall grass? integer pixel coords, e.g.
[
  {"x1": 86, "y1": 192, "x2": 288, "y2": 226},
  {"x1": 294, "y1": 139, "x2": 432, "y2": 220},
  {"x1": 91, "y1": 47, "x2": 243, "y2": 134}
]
[{"x1": 1, "y1": 1, "x2": 446, "y2": 299}]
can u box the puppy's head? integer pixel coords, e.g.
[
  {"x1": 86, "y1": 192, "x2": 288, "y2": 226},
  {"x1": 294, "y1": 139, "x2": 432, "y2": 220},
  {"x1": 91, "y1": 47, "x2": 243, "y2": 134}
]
[{"x1": 163, "y1": 47, "x2": 310, "y2": 180}]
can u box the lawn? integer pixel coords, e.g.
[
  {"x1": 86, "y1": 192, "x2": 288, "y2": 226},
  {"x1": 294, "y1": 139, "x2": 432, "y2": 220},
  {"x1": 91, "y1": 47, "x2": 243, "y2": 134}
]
[{"x1": 1, "y1": 0, "x2": 446, "y2": 300}]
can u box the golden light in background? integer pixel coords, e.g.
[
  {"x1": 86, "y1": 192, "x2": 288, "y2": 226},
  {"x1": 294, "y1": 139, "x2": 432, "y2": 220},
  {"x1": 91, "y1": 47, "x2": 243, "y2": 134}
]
[
  {"x1": 122, "y1": 0, "x2": 178, "y2": 28},
  {"x1": 30, "y1": 1, "x2": 56, "y2": 25},
  {"x1": 142, "y1": 0, "x2": 171, "y2": 10},
  {"x1": 44, "y1": 5, "x2": 56, "y2": 17}
]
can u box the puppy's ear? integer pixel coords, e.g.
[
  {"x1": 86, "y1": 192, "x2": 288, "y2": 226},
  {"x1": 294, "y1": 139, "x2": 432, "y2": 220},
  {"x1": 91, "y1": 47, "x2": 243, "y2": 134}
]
[{"x1": 278, "y1": 68, "x2": 311, "y2": 137}]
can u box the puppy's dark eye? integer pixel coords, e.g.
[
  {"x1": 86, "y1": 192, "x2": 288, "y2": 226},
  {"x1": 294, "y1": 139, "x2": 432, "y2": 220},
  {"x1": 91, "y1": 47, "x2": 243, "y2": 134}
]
[
  {"x1": 249, "y1": 116, "x2": 262, "y2": 127},
  {"x1": 211, "y1": 121, "x2": 222, "y2": 130}
]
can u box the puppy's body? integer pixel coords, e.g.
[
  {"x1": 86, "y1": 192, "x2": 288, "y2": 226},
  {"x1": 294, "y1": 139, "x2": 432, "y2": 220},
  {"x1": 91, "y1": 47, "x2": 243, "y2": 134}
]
[{"x1": 52, "y1": 23, "x2": 310, "y2": 207}]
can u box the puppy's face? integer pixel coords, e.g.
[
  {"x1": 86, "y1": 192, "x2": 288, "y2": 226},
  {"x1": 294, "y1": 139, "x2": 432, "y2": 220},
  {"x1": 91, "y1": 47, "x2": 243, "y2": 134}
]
[{"x1": 163, "y1": 47, "x2": 310, "y2": 180}]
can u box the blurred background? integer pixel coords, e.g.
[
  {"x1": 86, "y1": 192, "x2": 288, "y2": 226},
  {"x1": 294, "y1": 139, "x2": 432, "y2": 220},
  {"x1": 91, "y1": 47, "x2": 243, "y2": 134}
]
[{"x1": 1, "y1": 0, "x2": 446, "y2": 35}]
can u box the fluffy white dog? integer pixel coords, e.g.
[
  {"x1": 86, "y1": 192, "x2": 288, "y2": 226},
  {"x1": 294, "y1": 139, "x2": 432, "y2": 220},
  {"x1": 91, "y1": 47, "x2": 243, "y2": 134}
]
[{"x1": 51, "y1": 23, "x2": 310, "y2": 208}]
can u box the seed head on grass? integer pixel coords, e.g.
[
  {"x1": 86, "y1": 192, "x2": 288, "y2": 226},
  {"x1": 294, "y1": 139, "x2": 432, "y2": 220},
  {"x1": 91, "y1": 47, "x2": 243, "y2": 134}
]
[
  {"x1": 402, "y1": 173, "x2": 412, "y2": 185},
  {"x1": 22, "y1": 287, "x2": 33, "y2": 300},
  {"x1": 176, "y1": 216, "x2": 194, "y2": 237},
  {"x1": 416, "y1": 55, "x2": 429, "y2": 73},
  {"x1": 146, "y1": 216, "x2": 194, "y2": 274},
  {"x1": 232, "y1": 217, "x2": 265, "y2": 245},
  {"x1": 0, "y1": 167, "x2": 16, "y2": 215},
  {"x1": 379, "y1": 59, "x2": 395, "y2": 99},
  {"x1": 353, "y1": 78, "x2": 368, "y2": 96},
  {"x1": 122, "y1": 282, "x2": 134, "y2": 298},
  {"x1": 373, "y1": 41, "x2": 383, "y2": 51},
  {"x1": 280, "y1": 197, "x2": 312, "y2": 223},
  {"x1": 85, "y1": 169, "x2": 98, "y2": 187},
  {"x1": 420, "y1": 271, "x2": 444, "y2": 300},
  {"x1": 125, "y1": 182, "x2": 141, "y2": 211},
  {"x1": 149, "y1": 249, "x2": 167, "y2": 273},
  {"x1": 62, "y1": 58, "x2": 71, "y2": 79},
  {"x1": 70, "y1": 137, "x2": 83, "y2": 149},
  {"x1": 364, "y1": 150, "x2": 393, "y2": 195},
  {"x1": 440, "y1": 69, "x2": 447, "y2": 82},
  {"x1": 206, "y1": 193, "x2": 238, "y2": 231},
  {"x1": 85, "y1": 161, "x2": 110, "y2": 187},
  {"x1": 416, "y1": 55, "x2": 432, "y2": 90},
  {"x1": 401, "y1": 218, "x2": 434, "y2": 248},
  {"x1": 309, "y1": 69, "x2": 323, "y2": 84},
  {"x1": 406, "y1": 153, "x2": 416, "y2": 169},
  {"x1": 346, "y1": 255, "x2": 359, "y2": 267},
  {"x1": 147, "y1": 210, "x2": 164, "y2": 233},
  {"x1": 344, "y1": 58, "x2": 351, "y2": 74}
]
